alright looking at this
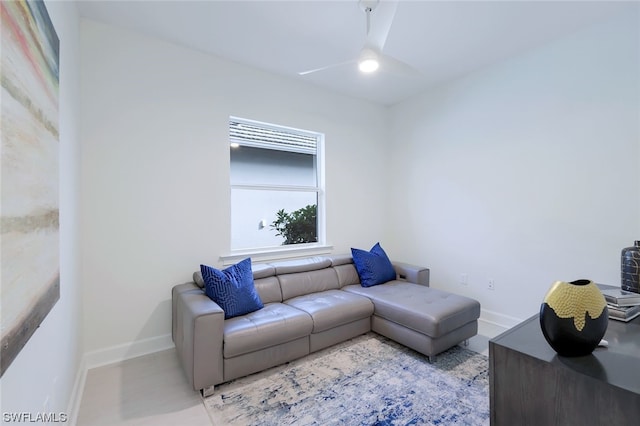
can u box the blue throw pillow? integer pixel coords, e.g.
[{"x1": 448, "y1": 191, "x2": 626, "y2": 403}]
[
  {"x1": 351, "y1": 242, "x2": 397, "y2": 288},
  {"x1": 200, "y1": 258, "x2": 264, "y2": 319}
]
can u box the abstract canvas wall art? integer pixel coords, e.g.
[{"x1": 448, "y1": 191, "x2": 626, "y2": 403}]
[{"x1": 1, "y1": 0, "x2": 60, "y2": 377}]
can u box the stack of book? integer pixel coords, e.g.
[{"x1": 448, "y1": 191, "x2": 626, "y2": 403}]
[{"x1": 597, "y1": 284, "x2": 640, "y2": 322}]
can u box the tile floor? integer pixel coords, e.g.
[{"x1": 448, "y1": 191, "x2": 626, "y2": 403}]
[{"x1": 76, "y1": 349, "x2": 211, "y2": 425}]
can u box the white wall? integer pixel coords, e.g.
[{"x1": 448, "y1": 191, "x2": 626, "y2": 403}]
[
  {"x1": 0, "y1": 0, "x2": 83, "y2": 419},
  {"x1": 79, "y1": 20, "x2": 389, "y2": 357},
  {"x1": 388, "y1": 10, "x2": 640, "y2": 324}
]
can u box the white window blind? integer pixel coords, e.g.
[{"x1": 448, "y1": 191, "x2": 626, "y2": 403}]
[{"x1": 229, "y1": 119, "x2": 316, "y2": 154}]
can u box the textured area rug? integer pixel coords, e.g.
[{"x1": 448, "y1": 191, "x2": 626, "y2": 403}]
[{"x1": 203, "y1": 333, "x2": 489, "y2": 425}]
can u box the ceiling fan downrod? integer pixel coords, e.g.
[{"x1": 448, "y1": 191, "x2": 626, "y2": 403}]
[{"x1": 360, "y1": 0, "x2": 379, "y2": 36}]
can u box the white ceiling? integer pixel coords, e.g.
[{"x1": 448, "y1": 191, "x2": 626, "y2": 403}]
[{"x1": 76, "y1": 0, "x2": 636, "y2": 106}]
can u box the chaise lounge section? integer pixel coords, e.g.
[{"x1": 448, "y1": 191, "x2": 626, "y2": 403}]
[{"x1": 172, "y1": 254, "x2": 480, "y2": 396}]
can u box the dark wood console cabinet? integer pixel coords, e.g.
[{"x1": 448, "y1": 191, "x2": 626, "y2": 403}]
[{"x1": 489, "y1": 314, "x2": 640, "y2": 425}]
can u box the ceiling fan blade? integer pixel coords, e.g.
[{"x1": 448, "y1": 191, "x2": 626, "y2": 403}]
[
  {"x1": 298, "y1": 59, "x2": 355, "y2": 76},
  {"x1": 379, "y1": 54, "x2": 421, "y2": 78},
  {"x1": 366, "y1": 0, "x2": 398, "y2": 51}
]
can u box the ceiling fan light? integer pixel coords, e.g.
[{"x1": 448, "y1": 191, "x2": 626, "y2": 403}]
[
  {"x1": 358, "y1": 48, "x2": 379, "y2": 73},
  {"x1": 359, "y1": 58, "x2": 379, "y2": 73}
]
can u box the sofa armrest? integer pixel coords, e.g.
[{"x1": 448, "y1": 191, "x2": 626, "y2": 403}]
[
  {"x1": 172, "y1": 283, "x2": 225, "y2": 392},
  {"x1": 392, "y1": 262, "x2": 430, "y2": 286}
]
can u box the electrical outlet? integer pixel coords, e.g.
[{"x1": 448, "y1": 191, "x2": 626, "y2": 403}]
[
  {"x1": 460, "y1": 273, "x2": 468, "y2": 286},
  {"x1": 488, "y1": 279, "x2": 495, "y2": 290}
]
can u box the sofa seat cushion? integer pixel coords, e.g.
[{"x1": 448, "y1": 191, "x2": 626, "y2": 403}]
[
  {"x1": 343, "y1": 282, "x2": 480, "y2": 338},
  {"x1": 285, "y1": 290, "x2": 374, "y2": 333},
  {"x1": 223, "y1": 303, "x2": 313, "y2": 358}
]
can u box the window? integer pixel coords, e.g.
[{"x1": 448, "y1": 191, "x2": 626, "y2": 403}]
[{"x1": 229, "y1": 117, "x2": 324, "y2": 252}]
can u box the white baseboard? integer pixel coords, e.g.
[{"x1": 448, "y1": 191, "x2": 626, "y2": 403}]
[
  {"x1": 66, "y1": 357, "x2": 87, "y2": 426},
  {"x1": 479, "y1": 309, "x2": 525, "y2": 332},
  {"x1": 83, "y1": 333, "x2": 174, "y2": 370}
]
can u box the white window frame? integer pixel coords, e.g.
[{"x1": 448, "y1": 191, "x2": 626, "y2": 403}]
[{"x1": 223, "y1": 116, "x2": 330, "y2": 264}]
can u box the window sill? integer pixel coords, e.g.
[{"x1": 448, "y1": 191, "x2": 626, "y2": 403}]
[{"x1": 221, "y1": 244, "x2": 334, "y2": 266}]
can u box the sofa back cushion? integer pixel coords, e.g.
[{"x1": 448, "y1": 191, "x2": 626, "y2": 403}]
[
  {"x1": 279, "y1": 268, "x2": 340, "y2": 300},
  {"x1": 252, "y1": 263, "x2": 276, "y2": 279},
  {"x1": 334, "y1": 263, "x2": 361, "y2": 287},
  {"x1": 271, "y1": 257, "x2": 332, "y2": 275},
  {"x1": 250, "y1": 263, "x2": 282, "y2": 303},
  {"x1": 253, "y1": 276, "x2": 282, "y2": 304}
]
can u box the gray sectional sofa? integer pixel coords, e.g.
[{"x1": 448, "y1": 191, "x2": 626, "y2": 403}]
[{"x1": 172, "y1": 255, "x2": 480, "y2": 396}]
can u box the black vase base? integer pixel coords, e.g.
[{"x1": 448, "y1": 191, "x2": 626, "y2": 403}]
[{"x1": 540, "y1": 303, "x2": 608, "y2": 357}]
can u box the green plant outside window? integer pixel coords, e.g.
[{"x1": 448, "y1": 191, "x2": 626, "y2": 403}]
[{"x1": 270, "y1": 204, "x2": 317, "y2": 245}]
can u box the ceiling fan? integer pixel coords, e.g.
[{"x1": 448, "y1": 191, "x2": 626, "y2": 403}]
[{"x1": 298, "y1": 0, "x2": 420, "y2": 77}]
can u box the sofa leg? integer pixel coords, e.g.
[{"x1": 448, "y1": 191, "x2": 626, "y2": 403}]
[
  {"x1": 428, "y1": 355, "x2": 436, "y2": 363},
  {"x1": 201, "y1": 385, "x2": 215, "y2": 398},
  {"x1": 462, "y1": 339, "x2": 469, "y2": 347}
]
